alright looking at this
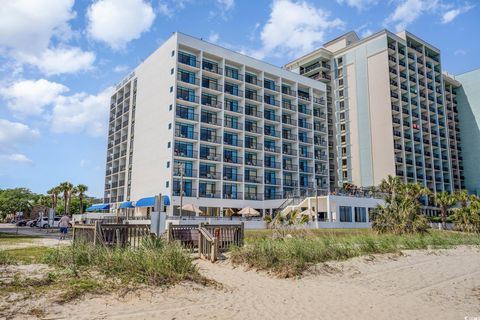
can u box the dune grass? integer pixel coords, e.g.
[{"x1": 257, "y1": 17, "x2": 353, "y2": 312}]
[
  {"x1": 0, "y1": 232, "x2": 40, "y2": 245},
  {"x1": 231, "y1": 230, "x2": 480, "y2": 278},
  {"x1": 1, "y1": 238, "x2": 210, "y2": 303}
]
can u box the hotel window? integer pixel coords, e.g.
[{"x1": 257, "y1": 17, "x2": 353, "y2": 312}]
[
  {"x1": 338, "y1": 78, "x2": 344, "y2": 87},
  {"x1": 339, "y1": 206, "x2": 352, "y2": 222},
  {"x1": 167, "y1": 142, "x2": 171, "y2": 148},
  {"x1": 338, "y1": 68, "x2": 343, "y2": 77},
  {"x1": 171, "y1": 50, "x2": 175, "y2": 57},
  {"x1": 342, "y1": 170, "x2": 348, "y2": 179},
  {"x1": 339, "y1": 89, "x2": 344, "y2": 98},
  {"x1": 165, "y1": 181, "x2": 169, "y2": 188},
  {"x1": 167, "y1": 161, "x2": 170, "y2": 168}
]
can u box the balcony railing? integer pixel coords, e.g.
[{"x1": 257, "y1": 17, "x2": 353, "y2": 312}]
[
  {"x1": 199, "y1": 171, "x2": 221, "y2": 180},
  {"x1": 175, "y1": 129, "x2": 198, "y2": 140}
]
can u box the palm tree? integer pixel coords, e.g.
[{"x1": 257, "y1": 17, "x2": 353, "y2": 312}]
[
  {"x1": 434, "y1": 192, "x2": 456, "y2": 229},
  {"x1": 47, "y1": 186, "x2": 61, "y2": 213},
  {"x1": 454, "y1": 190, "x2": 471, "y2": 209},
  {"x1": 378, "y1": 175, "x2": 402, "y2": 195},
  {"x1": 76, "y1": 184, "x2": 88, "y2": 214},
  {"x1": 58, "y1": 182, "x2": 74, "y2": 215}
]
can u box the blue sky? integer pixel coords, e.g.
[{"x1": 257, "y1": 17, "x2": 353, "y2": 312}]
[{"x1": 0, "y1": 0, "x2": 478, "y2": 198}]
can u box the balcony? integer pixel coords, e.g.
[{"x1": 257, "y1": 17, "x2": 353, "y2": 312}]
[
  {"x1": 224, "y1": 86, "x2": 243, "y2": 98},
  {"x1": 174, "y1": 149, "x2": 198, "y2": 159},
  {"x1": 173, "y1": 169, "x2": 197, "y2": 178},
  {"x1": 202, "y1": 79, "x2": 222, "y2": 92},
  {"x1": 224, "y1": 119, "x2": 243, "y2": 130},
  {"x1": 175, "y1": 129, "x2": 198, "y2": 140},
  {"x1": 282, "y1": 133, "x2": 297, "y2": 141},
  {"x1": 223, "y1": 138, "x2": 242, "y2": 147},
  {"x1": 245, "y1": 91, "x2": 263, "y2": 103},
  {"x1": 177, "y1": 89, "x2": 199, "y2": 103},
  {"x1": 264, "y1": 145, "x2": 280, "y2": 153},
  {"x1": 201, "y1": 96, "x2": 222, "y2": 109},
  {"x1": 200, "y1": 133, "x2": 221, "y2": 144},
  {"x1": 264, "y1": 113, "x2": 280, "y2": 122},
  {"x1": 245, "y1": 106, "x2": 262, "y2": 118},
  {"x1": 245, "y1": 175, "x2": 262, "y2": 184},
  {"x1": 176, "y1": 108, "x2": 198, "y2": 121},
  {"x1": 244, "y1": 193, "x2": 263, "y2": 201},
  {"x1": 283, "y1": 180, "x2": 298, "y2": 187},
  {"x1": 199, "y1": 171, "x2": 221, "y2": 180},
  {"x1": 200, "y1": 115, "x2": 221, "y2": 126},
  {"x1": 173, "y1": 189, "x2": 197, "y2": 197},
  {"x1": 177, "y1": 72, "x2": 199, "y2": 86},
  {"x1": 282, "y1": 117, "x2": 297, "y2": 126},
  {"x1": 245, "y1": 158, "x2": 263, "y2": 167},
  {"x1": 223, "y1": 173, "x2": 242, "y2": 181},
  {"x1": 283, "y1": 164, "x2": 298, "y2": 171},
  {"x1": 178, "y1": 52, "x2": 200, "y2": 68},
  {"x1": 223, "y1": 192, "x2": 242, "y2": 200},
  {"x1": 245, "y1": 141, "x2": 262, "y2": 151},
  {"x1": 264, "y1": 128, "x2": 280, "y2": 137},
  {"x1": 245, "y1": 124, "x2": 263, "y2": 134},
  {"x1": 264, "y1": 177, "x2": 281, "y2": 185},
  {"x1": 202, "y1": 61, "x2": 222, "y2": 75},
  {"x1": 264, "y1": 161, "x2": 281, "y2": 169},
  {"x1": 223, "y1": 155, "x2": 242, "y2": 164}
]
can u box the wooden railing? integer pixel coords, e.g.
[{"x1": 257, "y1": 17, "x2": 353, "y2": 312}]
[
  {"x1": 167, "y1": 223, "x2": 244, "y2": 261},
  {"x1": 73, "y1": 222, "x2": 151, "y2": 249},
  {"x1": 198, "y1": 227, "x2": 218, "y2": 262}
]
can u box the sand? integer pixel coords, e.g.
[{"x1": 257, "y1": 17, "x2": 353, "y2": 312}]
[{"x1": 29, "y1": 246, "x2": 479, "y2": 320}]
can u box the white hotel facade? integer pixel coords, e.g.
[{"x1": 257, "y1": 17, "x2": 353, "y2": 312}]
[{"x1": 104, "y1": 32, "x2": 329, "y2": 216}]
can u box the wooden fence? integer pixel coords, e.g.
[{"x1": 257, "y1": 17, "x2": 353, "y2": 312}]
[
  {"x1": 73, "y1": 222, "x2": 151, "y2": 249},
  {"x1": 167, "y1": 222, "x2": 244, "y2": 261}
]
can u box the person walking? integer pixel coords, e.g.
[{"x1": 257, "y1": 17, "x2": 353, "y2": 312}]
[{"x1": 59, "y1": 214, "x2": 71, "y2": 240}]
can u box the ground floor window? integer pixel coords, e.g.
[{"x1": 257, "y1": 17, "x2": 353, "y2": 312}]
[
  {"x1": 339, "y1": 206, "x2": 352, "y2": 222},
  {"x1": 354, "y1": 207, "x2": 367, "y2": 222}
]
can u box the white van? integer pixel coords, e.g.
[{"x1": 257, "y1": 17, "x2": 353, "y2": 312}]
[{"x1": 38, "y1": 216, "x2": 61, "y2": 228}]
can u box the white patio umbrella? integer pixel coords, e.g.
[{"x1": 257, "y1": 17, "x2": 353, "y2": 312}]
[
  {"x1": 300, "y1": 208, "x2": 316, "y2": 217},
  {"x1": 181, "y1": 204, "x2": 203, "y2": 214},
  {"x1": 238, "y1": 206, "x2": 260, "y2": 217}
]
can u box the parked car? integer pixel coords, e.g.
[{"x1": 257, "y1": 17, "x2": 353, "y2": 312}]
[
  {"x1": 38, "y1": 216, "x2": 61, "y2": 229},
  {"x1": 26, "y1": 219, "x2": 38, "y2": 227},
  {"x1": 15, "y1": 219, "x2": 27, "y2": 226}
]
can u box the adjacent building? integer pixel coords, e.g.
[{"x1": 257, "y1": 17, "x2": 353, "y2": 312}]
[
  {"x1": 104, "y1": 32, "x2": 329, "y2": 215},
  {"x1": 286, "y1": 30, "x2": 466, "y2": 198}
]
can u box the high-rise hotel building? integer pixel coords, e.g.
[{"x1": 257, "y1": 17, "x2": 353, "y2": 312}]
[
  {"x1": 286, "y1": 30, "x2": 466, "y2": 195},
  {"x1": 104, "y1": 32, "x2": 329, "y2": 214}
]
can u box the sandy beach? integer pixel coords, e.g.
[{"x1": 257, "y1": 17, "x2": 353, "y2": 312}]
[{"x1": 13, "y1": 246, "x2": 472, "y2": 320}]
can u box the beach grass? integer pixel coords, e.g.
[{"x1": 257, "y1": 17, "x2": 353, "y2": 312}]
[
  {"x1": 0, "y1": 232, "x2": 40, "y2": 245},
  {"x1": 0, "y1": 239, "x2": 210, "y2": 303},
  {"x1": 231, "y1": 230, "x2": 480, "y2": 278}
]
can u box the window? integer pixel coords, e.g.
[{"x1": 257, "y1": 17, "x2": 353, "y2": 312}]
[
  {"x1": 170, "y1": 86, "x2": 173, "y2": 92},
  {"x1": 171, "y1": 50, "x2": 175, "y2": 57},
  {"x1": 167, "y1": 142, "x2": 171, "y2": 148},
  {"x1": 339, "y1": 101, "x2": 345, "y2": 110},
  {"x1": 338, "y1": 78, "x2": 344, "y2": 86},
  {"x1": 165, "y1": 181, "x2": 170, "y2": 188},
  {"x1": 167, "y1": 161, "x2": 170, "y2": 168},
  {"x1": 168, "y1": 123, "x2": 172, "y2": 129},
  {"x1": 354, "y1": 207, "x2": 367, "y2": 222},
  {"x1": 169, "y1": 104, "x2": 173, "y2": 111},
  {"x1": 339, "y1": 89, "x2": 344, "y2": 97},
  {"x1": 171, "y1": 68, "x2": 174, "y2": 74},
  {"x1": 339, "y1": 206, "x2": 352, "y2": 222},
  {"x1": 342, "y1": 170, "x2": 348, "y2": 179}
]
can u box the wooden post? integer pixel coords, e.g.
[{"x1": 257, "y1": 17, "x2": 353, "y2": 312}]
[
  {"x1": 93, "y1": 221, "x2": 99, "y2": 246},
  {"x1": 167, "y1": 222, "x2": 172, "y2": 242},
  {"x1": 115, "y1": 228, "x2": 121, "y2": 247},
  {"x1": 72, "y1": 224, "x2": 76, "y2": 244},
  {"x1": 211, "y1": 237, "x2": 218, "y2": 262},
  {"x1": 240, "y1": 222, "x2": 245, "y2": 247}
]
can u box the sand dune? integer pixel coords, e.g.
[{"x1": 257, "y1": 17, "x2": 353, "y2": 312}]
[{"x1": 46, "y1": 246, "x2": 480, "y2": 320}]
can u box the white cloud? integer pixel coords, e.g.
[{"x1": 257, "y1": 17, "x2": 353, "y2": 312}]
[
  {"x1": 254, "y1": 0, "x2": 344, "y2": 59},
  {"x1": 384, "y1": 0, "x2": 440, "y2": 32},
  {"x1": 0, "y1": 79, "x2": 68, "y2": 116},
  {"x1": 0, "y1": 0, "x2": 95, "y2": 76},
  {"x1": 0, "y1": 0, "x2": 75, "y2": 54},
  {"x1": 0, "y1": 119, "x2": 39, "y2": 149},
  {"x1": 158, "y1": 2, "x2": 174, "y2": 17},
  {"x1": 454, "y1": 49, "x2": 467, "y2": 56},
  {"x1": 210, "y1": 0, "x2": 235, "y2": 20},
  {"x1": 113, "y1": 65, "x2": 129, "y2": 73},
  {"x1": 336, "y1": 0, "x2": 378, "y2": 10},
  {"x1": 441, "y1": 4, "x2": 474, "y2": 24},
  {"x1": 51, "y1": 87, "x2": 113, "y2": 136},
  {"x1": 3, "y1": 153, "x2": 33, "y2": 164},
  {"x1": 87, "y1": 0, "x2": 156, "y2": 49},
  {"x1": 361, "y1": 29, "x2": 373, "y2": 37},
  {"x1": 17, "y1": 47, "x2": 95, "y2": 76},
  {"x1": 208, "y1": 32, "x2": 220, "y2": 43}
]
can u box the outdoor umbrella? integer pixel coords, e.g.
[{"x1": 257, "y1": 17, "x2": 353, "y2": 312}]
[
  {"x1": 181, "y1": 204, "x2": 203, "y2": 214},
  {"x1": 300, "y1": 208, "x2": 316, "y2": 217},
  {"x1": 238, "y1": 207, "x2": 260, "y2": 217}
]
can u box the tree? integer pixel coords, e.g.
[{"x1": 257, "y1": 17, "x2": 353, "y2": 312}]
[
  {"x1": 47, "y1": 186, "x2": 61, "y2": 213},
  {"x1": 58, "y1": 182, "x2": 74, "y2": 215},
  {"x1": 451, "y1": 194, "x2": 480, "y2": 233},
  {"x1": 434, "y1": 192, "x2": 456, "y2": 229},
  {"x1": 76, "y1": 184, "x2": 88, "y2": 214},
  {"x1": 378, "y1": 175, "x2": 403, "y2": 195},
  {"x1": 372, "y1": 178, "x2": 429, "y2": 234},
  {"x1": 0, "y1": 188, "x2": 36, "y2": 219}
]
